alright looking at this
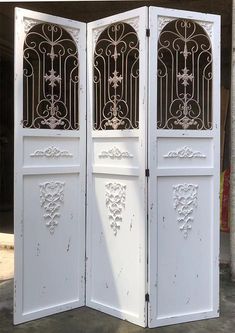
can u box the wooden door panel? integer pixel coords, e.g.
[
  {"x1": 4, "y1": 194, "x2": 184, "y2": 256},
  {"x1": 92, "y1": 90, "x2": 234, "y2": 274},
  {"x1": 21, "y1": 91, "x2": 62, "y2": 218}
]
[
  {"x1": 86, "y1": 7, "x2": 148, "y2": 327},
  {"x1": 148, "y1": 6, "x2": 220, "y2": 327},
  {"x1": 14, "y1": 8, "x2": 86, "y2": 324}
]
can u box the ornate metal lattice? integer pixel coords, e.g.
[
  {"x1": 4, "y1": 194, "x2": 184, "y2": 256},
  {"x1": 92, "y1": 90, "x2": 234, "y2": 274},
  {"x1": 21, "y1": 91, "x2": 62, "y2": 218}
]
[
  {"x1": 23, "y1": 23, "x2": 79, "y2": 129},
  {"x1": 157, "y1": 19, "x2": 212, "y2": 130},
  {"x1": 93, "y1": 22, "x2": 139, "y2": 130}
]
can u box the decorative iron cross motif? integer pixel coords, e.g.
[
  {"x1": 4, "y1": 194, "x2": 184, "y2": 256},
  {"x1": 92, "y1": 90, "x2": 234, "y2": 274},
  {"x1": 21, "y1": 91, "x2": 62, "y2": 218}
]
[
  {"x1": 108, "y1": 70, "x2": 123, "y2": 89},
  {"x1": 177, "y1": 67, "x2": 194, "y2": 87},
  {"x1": 44, "y1": 69, "x2": 61, "y2": 88}
]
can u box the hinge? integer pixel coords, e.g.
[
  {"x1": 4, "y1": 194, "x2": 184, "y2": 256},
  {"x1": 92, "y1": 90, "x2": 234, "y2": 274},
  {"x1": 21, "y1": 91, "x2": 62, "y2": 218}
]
[
  {"x1": 145, "y1": 293, "x2": 150, "y2": 302},
  {"x1": 146, "y1": 28, "x2": 150, "y2": 37},
  {"x1": 145, "y1": 169, "x2": 150, "y2": 177}
]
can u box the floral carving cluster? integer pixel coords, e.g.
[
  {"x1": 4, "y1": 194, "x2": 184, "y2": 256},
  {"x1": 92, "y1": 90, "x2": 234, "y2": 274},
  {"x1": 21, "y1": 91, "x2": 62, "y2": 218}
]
[
  {"x1": 24, "y1": 18, "x2": 41, "y2": 33},
  {"x1": 158, "y1": 16, "x2": 174, "y2": 33},
  {"x1": 105, "y1": 182, "x2": 126, "y2": 235},
  {"x1": 173, "y1": 183, "x2": 198, "y2": 238},
  {"x1": 99, "y1": 146, "x2": 133, "y2": 159},
  {"x1": 164, "y1": 146, "x2": 206, "y2": 159},
  {"x1": 31, "y1": 145, "x2": 73, "y2": 158},
  {"x1": 40, "y1": 181, "x2": 65, "y2": 234}
]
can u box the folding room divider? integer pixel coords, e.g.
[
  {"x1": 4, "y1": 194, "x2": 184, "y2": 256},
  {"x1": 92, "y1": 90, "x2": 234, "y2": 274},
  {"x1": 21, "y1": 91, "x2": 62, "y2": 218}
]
[{"x1": 14, "y1": 6, "x2": 220, "y2": 327}]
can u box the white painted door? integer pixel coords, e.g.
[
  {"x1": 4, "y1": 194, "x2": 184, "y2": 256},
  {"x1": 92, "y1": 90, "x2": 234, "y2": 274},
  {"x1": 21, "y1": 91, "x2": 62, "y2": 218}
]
[
  {"x1": 14, "y1": 8, "x2": 86, "y2": 324},
  {"x1": 86, "y1": 7, "x2": 148, "y2": 327},
  {"x1": 148, "y1": 7, "x2": 220, "y2": 327}
]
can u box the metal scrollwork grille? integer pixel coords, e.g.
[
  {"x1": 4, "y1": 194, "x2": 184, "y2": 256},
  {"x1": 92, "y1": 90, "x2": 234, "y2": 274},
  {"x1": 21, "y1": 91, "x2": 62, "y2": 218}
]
[
  {"x1": 157, "y1": 19, "x2": 212, "y2": 130},
  {"x1": 93, "y1": 22, "x2": 139, "y2": 130},
  {"x1": 23, "y1": 23, "x2": 79, "y2": 130}
]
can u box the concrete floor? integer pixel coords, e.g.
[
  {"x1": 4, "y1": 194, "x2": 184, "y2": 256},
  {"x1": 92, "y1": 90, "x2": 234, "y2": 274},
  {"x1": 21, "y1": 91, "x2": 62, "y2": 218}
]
[
  {"x1": 0, "y1": 248, "x2": 14, "y2": 281},
  {"x1": 0, "y1": 267, "x2": 234, "y2": 333}
]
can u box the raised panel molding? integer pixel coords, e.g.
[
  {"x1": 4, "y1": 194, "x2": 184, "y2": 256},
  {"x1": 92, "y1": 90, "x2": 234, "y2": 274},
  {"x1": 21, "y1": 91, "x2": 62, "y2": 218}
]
[
  {"x1": 173, "y1": 183, "x2": 198, "y2": 238},
  {"x1": 164, "y1": 146, "x2": 206, "y2": 159},
  {"x1": 39, "y1": 181, "x2": 65, "y2": 234},
  {"x1": 105, "y1": 182, "x2": 126, "y2": 235},
  {"x1": 30, "y1": 145, "x2": 73, "y2": 158},
  {"x1": 99, "y1": 146, "x2": 133, "y2": 159}
]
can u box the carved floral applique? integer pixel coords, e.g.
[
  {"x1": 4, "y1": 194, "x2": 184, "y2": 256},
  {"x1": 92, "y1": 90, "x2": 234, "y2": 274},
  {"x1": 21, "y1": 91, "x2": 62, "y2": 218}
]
[
  {"x1": 39, "y1": 181, "x2": 65, "y2": 234},
  {"x1": 99, "y1": 146, "x2": 133, "y2": 159},
  {"x1": 105, "y1": 182, "x2": 126, "y2": 235},
  {"x1": 173, "y1": 183, "x2": 198, "y2": 238}
]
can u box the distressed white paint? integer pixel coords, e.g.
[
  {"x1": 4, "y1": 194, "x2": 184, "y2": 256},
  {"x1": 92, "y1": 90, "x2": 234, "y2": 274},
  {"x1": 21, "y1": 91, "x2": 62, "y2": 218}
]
[
  {"x1": 86, "y1": 7, "x2": 148, "y2": 327},
  {"x1": 148, "y1": 7, "x2": 220, "y2": 327},
  {"x1": 14, "y1": 8, "x2": 86, "y2": 324}
]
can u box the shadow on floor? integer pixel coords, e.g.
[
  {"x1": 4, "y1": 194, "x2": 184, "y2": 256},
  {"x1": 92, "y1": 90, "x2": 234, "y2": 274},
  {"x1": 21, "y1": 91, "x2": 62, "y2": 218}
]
[{"x1": 0, "y1": 267, "x2": 235, "y2": 333}]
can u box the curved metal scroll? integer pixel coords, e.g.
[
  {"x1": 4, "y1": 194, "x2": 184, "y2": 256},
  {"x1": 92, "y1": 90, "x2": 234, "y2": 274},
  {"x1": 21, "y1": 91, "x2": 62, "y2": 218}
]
[
  {"x1": 157, "y1": 19, "x2": 212, "y2": 130},
  {"x1": 23, "y1": 23, "x2": 79, "y2": 130},
  {"x1": 93, "y1": 22, "x2": 139, "y2": 130}
]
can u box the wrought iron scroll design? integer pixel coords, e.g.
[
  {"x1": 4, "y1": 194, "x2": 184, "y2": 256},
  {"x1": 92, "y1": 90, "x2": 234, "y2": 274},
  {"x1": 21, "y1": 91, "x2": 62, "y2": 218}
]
[
  {"x1": 93, "y1": 22, "x2": 139, "y2": 130},
  {"x1": 173, "y1": 183, "x2": 198, "y2": 238},
  {"x1": 40, "y1": 181, "x2": 65, "y2": 234},
  {"x1": 23, "y1": 22, "x2": 79, "y2": 129},
  {"x1": 157, "y1": 19, "x2": 212, "y2": 130},
  {"x1": 105, "y1": 182, "x2": 126, "y2": 235},
  {"x1": 93, "y1": 18, "x2": 139, "y2": 45}
]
